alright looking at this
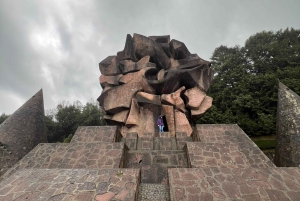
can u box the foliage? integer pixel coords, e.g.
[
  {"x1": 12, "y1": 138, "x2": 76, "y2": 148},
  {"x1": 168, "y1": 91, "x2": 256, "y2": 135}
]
[
  {"x1": 45, "y1": 100, "x2": 106, "y2": 142},
  {"x1": 0, "y1": 113, "x2": 9, "y2": 124},
  {"x1": 197, "y1": 28, "x2": 300, "y2": 136},
  {"x1": 63, "y1": 134, "x2": 73, "y2": 143},
  {"x1": 253, "y1": 140, "x2": 276, "y2": 150}
]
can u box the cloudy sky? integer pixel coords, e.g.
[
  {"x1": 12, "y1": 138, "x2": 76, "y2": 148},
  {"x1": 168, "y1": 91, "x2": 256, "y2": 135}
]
[{"x1": 0, "y1": 0, "x2": 299, "y2": 114}]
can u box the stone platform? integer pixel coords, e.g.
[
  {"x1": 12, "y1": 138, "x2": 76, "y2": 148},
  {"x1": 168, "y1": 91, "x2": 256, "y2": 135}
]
[
  {"x1": 71, "y1": 126, "x2": 119, "y2": 143},
  {"x1": 1, "y1": 124, "x2": 300, "y2": 200},
  {"x1": 0, "y1": 168, "x2": 140, "y2": 201},
  {"x1": 168, "y1": 167, "x2": 300, "y2": 201},
  {"x1": 2, "y1": 142, "x2": 125, "y2": 180}
]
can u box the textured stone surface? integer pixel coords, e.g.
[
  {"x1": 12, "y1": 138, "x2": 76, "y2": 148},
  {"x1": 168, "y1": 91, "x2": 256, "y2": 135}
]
[
  {"x1": 98, "y1": 34, "x2": 213, "y2": 137},
  {"x1": 169, "y1": 167, "x2": 300, "y2": 201},
  {"x1": 2, "y1": 142, "x2": 125, "y2": 180},
  {"x1": 192, "y1": 124, "x2": 275, "y2": 168},
  {"x1": 191, "y1": 95, "x2": 213, "y2": 120},
  {"x1": 174, "y1": 110, "x2": 193, "y2": 136},
  {"x1": 99, "y1": 55, "x2": 121, "y2": 76},
  {"x1": 162, "y1": 105, "x2": 175, "y2": 137},
  {"x1": 0, "y1": 168, "x2": 140, "y2": 201},
  {"x1": 138, "y1": 183, "x2": 170, "y2": 201},
  {"x1": 184, "y1": 86, "x2": 206, "y2": 109},
  {"x1": 161, "y1": 86, "x2": 186, "y2": 112},
  {"x1": 0, "y1": 89, "x2": 46, "y2": 177},
  {"x1": 125, "y1": 150, "x2": 187, "y2": 183},
  {"x1": 99, "y1": 74, "x2": 122, "y2": 88},
  {"x1": 275, "y1": 82, "x2": 300, "y2": 167},
  {"x1": 71, "y1": 126, "x2": 118, "y2": 143},
  {"x1": 136, "y1": 92, "x2": 161, "y2": 105},
  {"x1": 121, "y1": 103, "x2": 161, "y2": 137}
]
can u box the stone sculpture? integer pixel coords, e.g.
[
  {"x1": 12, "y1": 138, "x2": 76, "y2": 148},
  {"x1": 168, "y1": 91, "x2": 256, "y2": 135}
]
[
  {"x1": 0, "y1": 89, "x2": 47, "y2": 176},
  {"x1": 97, "y1": 34, "x2": 213, "y2": 137},
  {"x1": 275, "y1": 82, "x2": 300, "y2": 167}
]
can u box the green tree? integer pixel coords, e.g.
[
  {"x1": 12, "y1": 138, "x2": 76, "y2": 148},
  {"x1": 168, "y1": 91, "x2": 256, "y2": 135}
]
[
  {"x1": 198, "y1": 28, "x2": 300, "y2": 136},
  {"x1": 45, "y1": 100, "x2": 106, "y2": 142},
  {"x1": 0, "y1": 113, "x2": 9, "y2": 124}
]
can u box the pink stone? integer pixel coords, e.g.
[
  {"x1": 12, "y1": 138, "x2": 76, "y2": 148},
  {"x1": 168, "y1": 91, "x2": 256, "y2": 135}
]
[
  {"x1": 98, "y1": 82, "x2": 142, "y2": 114},
  {"x1": 136, "y1": 92, "x2": 161, "y2": 105},
  {"x1": 114, "y1": 189, "x2": 129, "y2": 200},
  {"x1": 162, "y1": 104, "x2": 175, "y2": 137},
  {"x1": 118, "y1": 71, "x2": 138, "y2": 85},
  {"x1": 111, "y1": 110, "x2": 129, "y2": 123},
  {"x1": 95, "y1": 192, "x2": 115, "y2": 201},
  {"x1": 126, "y1": 98, "x2": 139, "y2": 126},
  {"x1": 161, "y1": 86, "x2": 186, "y2": 112},
  {"x1": 184, "y1": 87, "x2": 206, "y2": 109},
  {"x1": 99, "y1": 74, "x2": 122, "y2": 88},
  {"x1": 174, "y1": 109, "x2": 193, "y2": 136},
  {"x1": 99, "y1": 56, "x2": 121, "y2": 76},
  {"x1": 157, "y1": 69, "x2": 165, "y2": 80},
  {"x1": 191, "y1": 96, "x2": 213, "y2": 121}
]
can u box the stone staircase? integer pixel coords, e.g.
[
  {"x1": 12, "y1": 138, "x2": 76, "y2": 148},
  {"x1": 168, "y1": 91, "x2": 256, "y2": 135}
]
[
  {"x1": 0, "y1": 126, "x2": 140, "y2": 201},
  {"x1": 121, "y1": 131, "x2": 193, "y2": 151},
  {"x1": 2, "y1": 124, "x2": 300, "y2": 200},
  {"x1": 121, "y1": 131, "x2": 192, "y2": 200}
]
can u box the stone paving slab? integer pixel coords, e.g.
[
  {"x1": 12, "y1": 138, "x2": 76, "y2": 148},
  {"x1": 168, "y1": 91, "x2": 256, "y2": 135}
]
[
  {"x1": 2, "y1": 142, "x2": 125, "y2": 180},
  {"x1": 192, "y1": 124, "x2": 275, "y2": 168},
  {"x1": 71, "y1": 126, "x2": 118, "y2": 143},
  {"x1": 176, "y1": 132, "x2": 193, "y2": 150},
  {"x1": 125, "y1": 150, "x2": 188, "y2": 183},
  {"x1": 0, "y1": 168, "x2": 140, "y2": 201},
  {"x1": 138, "y1": 183, "x2": 170, "y2": 201},
  {"x1": 168, "y1": 167, "x2": 300, "y2": 201},
  {"x1": 196, "y1": 124, "x2": 247, "y2": 143},
  {"x1": 187, "y1": 141, "x2": 274, "y2": 168}
]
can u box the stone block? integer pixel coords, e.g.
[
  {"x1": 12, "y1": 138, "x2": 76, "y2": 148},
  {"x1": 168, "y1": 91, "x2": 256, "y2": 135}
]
[
  {"x1": 99, "y1": 55, "x2": 121, "y2": 76},
  {"x1": 175, "y1": 109, "x2": 193, "y2": 136}
]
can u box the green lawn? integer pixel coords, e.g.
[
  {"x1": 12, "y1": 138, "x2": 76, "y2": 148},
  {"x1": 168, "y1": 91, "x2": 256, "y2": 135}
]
[{"x1": 252, "y1": 140, "x2": 276, "y2": 150}]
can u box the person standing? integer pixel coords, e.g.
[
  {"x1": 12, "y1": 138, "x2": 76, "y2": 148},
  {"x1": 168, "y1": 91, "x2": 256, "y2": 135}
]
[{"x1": 157, "y1": 115, "x2": 164, "y2": 132}]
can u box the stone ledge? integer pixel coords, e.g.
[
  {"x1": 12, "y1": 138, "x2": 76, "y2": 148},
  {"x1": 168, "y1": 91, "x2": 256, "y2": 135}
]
[
  {"x1": 194, "y1": 124, "x2": 275, "y2": 168},
  {"x1": 71, "y1": 126, "x2": 119, "y2": 143},
  {"x1": 168, "y1": 167, "x2": 300, "y2": 201},
  {"x1": 2, "y1": 142, "x2": 125, "y2": 181},
  {"x1": 0, "y1": 168, "x2": 140, "y2": 201}
]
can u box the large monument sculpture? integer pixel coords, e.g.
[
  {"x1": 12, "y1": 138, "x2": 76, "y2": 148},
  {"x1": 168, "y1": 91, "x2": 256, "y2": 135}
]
[{"x1": 98, "y1": 34, "x2": 213, "y2": 136}]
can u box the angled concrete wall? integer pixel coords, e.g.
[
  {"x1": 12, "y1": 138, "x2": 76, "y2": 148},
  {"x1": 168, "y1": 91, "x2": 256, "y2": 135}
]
[
  {"x1": 0, "y1": 89, "x2": 47, "y2": 176},
  {"x1": 275, "y1": 82, "x2": 300, "y2": 167}
]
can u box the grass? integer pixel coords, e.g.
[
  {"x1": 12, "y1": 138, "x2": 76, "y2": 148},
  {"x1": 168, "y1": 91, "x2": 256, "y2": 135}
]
[{"x1": 252, "y1": 140, "x2": 276, "y2": 150}]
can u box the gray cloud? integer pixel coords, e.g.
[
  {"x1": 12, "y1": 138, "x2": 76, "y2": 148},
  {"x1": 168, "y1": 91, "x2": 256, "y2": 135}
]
[{"x1": 0, "y1": 0, "x2": 299, "y2": 114}]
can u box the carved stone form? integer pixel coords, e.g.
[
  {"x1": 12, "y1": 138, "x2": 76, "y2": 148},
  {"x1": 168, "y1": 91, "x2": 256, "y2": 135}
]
[
  {"x1": 97, "y1": 34, "x2": 213, "y2": 137},
  {"x1": 275, "y1": 82, "x2": 300, "y2": 167},
  {"x1": 0, "y1": 89, "x2": 47, "y2": 176}
]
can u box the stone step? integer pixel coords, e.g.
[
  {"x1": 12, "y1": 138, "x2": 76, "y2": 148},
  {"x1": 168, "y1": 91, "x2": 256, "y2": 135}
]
[
  {"x1": 2, "y1": 142, "x2": 125, "y2": 180},
  {"x1": 138, "y1": 183, "x2": 170, "y2": 201},
  {"x1": 71, "y1": 126, "x2": 119, "y2": 143},
  {"x1": 125, "y1": 150, "x2": 188, "y2": 183},
  {"x1": 168, "y1": 167, "x2": 300, "y2": 201},
  {"x1": 0, "y1": 168, "x2": 140, "y2": 201},
  {"x1": 192, "y1": 124, "x2": 275, "y2": 168},
  {"x1": 124, "y1": 131, "x2": 193, "y2": 151}
]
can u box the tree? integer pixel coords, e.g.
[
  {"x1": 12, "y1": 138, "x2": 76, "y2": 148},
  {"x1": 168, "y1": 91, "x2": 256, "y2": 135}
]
[
  {"x1": 45, "y1": 100, "x2": 107, "y2": 142},
  {"x1": 197, "y1": 28, "x2": 300, "y2": 136},
  {"x1": 0, "y1": 113, "x2": 9, "y2": 124}
]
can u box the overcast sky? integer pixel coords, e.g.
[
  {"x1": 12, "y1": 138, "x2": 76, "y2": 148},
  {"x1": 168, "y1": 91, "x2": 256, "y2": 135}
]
[{"x1": 0, "y1": 0, "x2": 299, "y2": 114}]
